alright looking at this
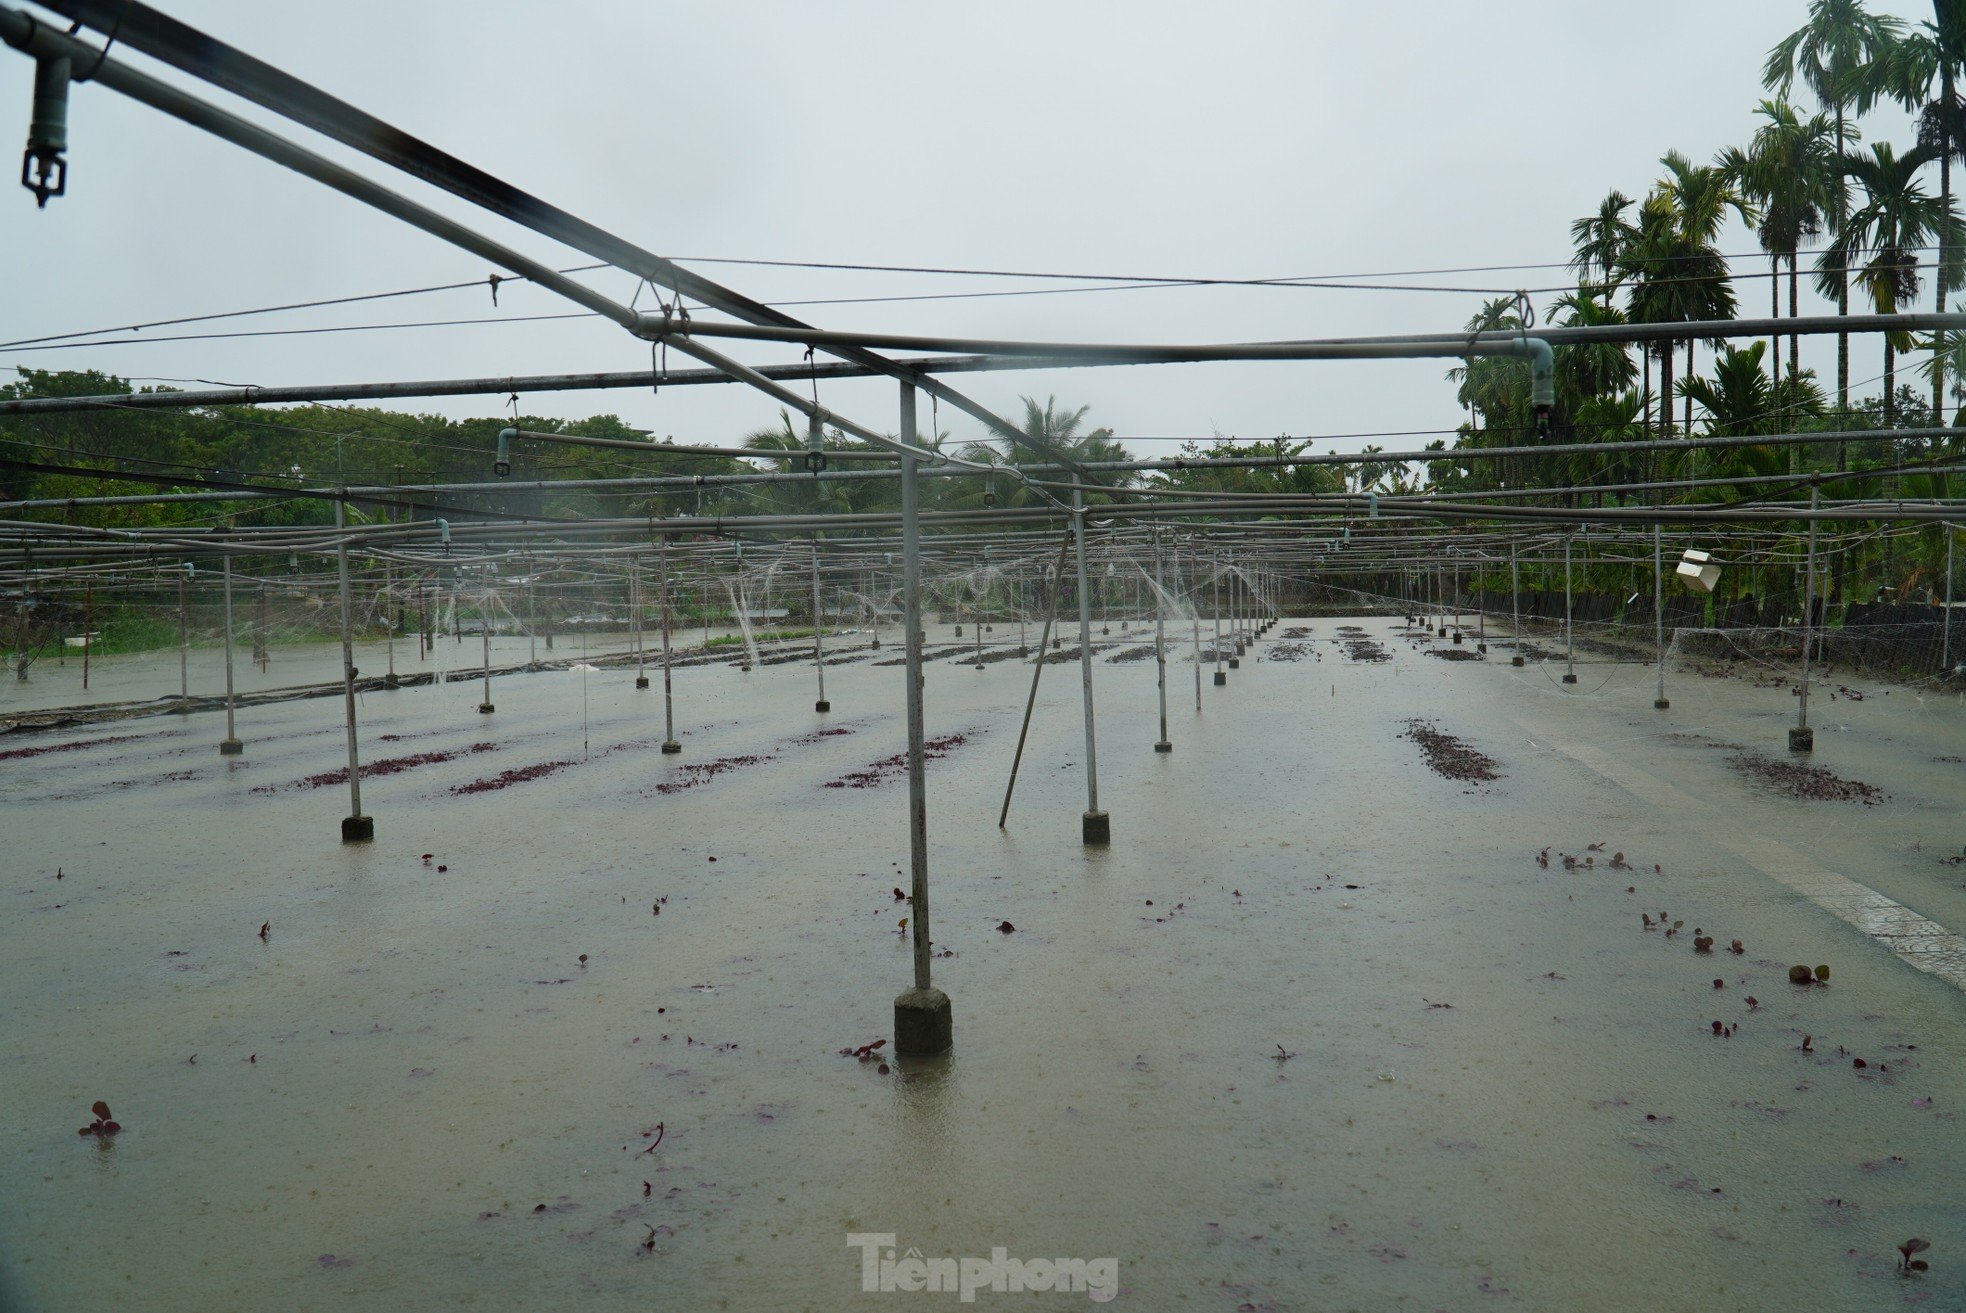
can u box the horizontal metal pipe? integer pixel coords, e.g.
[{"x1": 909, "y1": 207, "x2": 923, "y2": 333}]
[{"x1": 0, "y1": 355, "x2": 1087, "y2": 417}]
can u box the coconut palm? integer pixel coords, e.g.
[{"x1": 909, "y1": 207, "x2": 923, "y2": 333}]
[
  {"x1": 964, "y1": 396, "x2": 1133, "y2": 507},
  {"x1": 1883, "y1": 1, "x2": 1966, "y2": 420},
  {"x1": 1766, "y1": 0, "x2": 1906, "y2": 417},
  {"x1": 1717, "y1": 101, "x2": 1839, "y2": 396}
]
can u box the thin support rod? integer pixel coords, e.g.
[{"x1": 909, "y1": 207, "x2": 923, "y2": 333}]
[
  {"x1": 1154, "y1": 531, "x2": 1171, "y2": 751},
  {"x1": 1798, "y1": 488, "x2": 1820, "y2": 737},
  {"x1": 221, "y1": 557, "x2": 237, "y2": 743},
  {"x1": 660, "y1": 537, "x2": 678, "y2": 751},
  {"x1": 1654, "y1": 524, "x2": 1668, "y2": 708},
  {"x1": 999, "y1": 528, "x2": 1077, "y2": 828},
  {"x1": 335, "y1": 498, "x2": 366, "y2": 831}
]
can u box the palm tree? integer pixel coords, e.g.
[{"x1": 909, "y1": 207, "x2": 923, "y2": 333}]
[
  {"x1": 965, "y1": 396, "x2": 1133, "y2": 507},
  {"x1": 1679, "y1": 343, "x2": 1827, "y2": 497},
  {"x1": 1620, "y1": 183, "x2": 1739, "y2": 449},
  {"x1": 1569, "y1": 190, "x2": 1639, "y2": 292},
  {"x1": 1884, "y1": 1, "x2": 1966, "y2": 421},
  {"x1": 1766, "y1": 0, "x2": 1906, "y2": 419},
  {"x1": 1658, "y1": 151, "x2": 1756, "y2": 435},
  {"x1": 1822, "y1": 141, "x2": 1960, "y2": 426},
  {"x1": 1718, "y1": 101, "x2": 1838, "y2": 398}
]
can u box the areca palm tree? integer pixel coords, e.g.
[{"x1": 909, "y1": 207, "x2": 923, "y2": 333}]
[
  {"x1": 1821, "y1": 141, "x2": 1961, "y2": 426},
  {"x1": 1620, "y1": 184, "x2": 1740, "y2": 445},
  {"x1": 1766, "y1": 0, "x2": 1906, "y2": 418},
  {"x1": 1883, "y1": 0, "x2": 1966, "y2": 420},
  {"x1": 1569, "y1": 190, "x2": 1639, "y2": 293},
  {"x1": 1717, "y1": 101, "x2": 1839, "y2": 396},
  {"x1": 1658, "y1": 151, "x2": 1756, "y2": 435}
]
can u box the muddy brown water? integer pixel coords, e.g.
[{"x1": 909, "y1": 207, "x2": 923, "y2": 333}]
[{"x1": 4, "y1": 615, "x2": 1966, "y2": 1310}]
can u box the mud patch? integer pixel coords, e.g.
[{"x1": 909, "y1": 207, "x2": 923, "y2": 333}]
[
  {"x1": 1729, "y1": 751, "x2": 1885, "y2": 805},
  {"x1": 255, "y1": 743, "x2": 499, "y2": 793},
  {"x1": 452, "y1": 759, "x2": 578, "y2": 795},
  {"x1": 1401, "y1": 718, "x2": 1501, "y2": 783},
  {"x1": 822, "y1": 732, "x2": 974, "y2": 789},
  {"x1": 0, "y1": 732, "x2": 150, "y2": 762},
  {"x1": 1428, "y1": 648, "x2": 1484, "y2": 662}
]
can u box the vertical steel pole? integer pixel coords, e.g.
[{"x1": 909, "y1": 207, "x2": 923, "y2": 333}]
[
  {"x1": 811, "y1": 540, "x2": 830, "y2": 711},
  {"x1": 893, "y1": 382, "x2": 951, "y2": 1057},
  {"x1": 660, "y1": 537, "x2": 680, "y2": 753},
  {"x1": 633, "y1": 557, "x2": 649, "y2": 690},
  {"x1": 1073, "y1": 488, "x2": 1109, "y2": 844},
  {"x1": 1211, "y1": 555, "x2": 1226, "y2": 685},
  {"x1": 478, "y1": 583, "x2": 494, "y2": 714},
  {"x1": 335, "y1": 499, "x2": 372, "y2": 839},
  {"x1": 177, "y1": 571, "x2": 189, "y2": 701},
  {"x1": 218, "y1": 557, "x2": 241, "y2": 753},
  {"x1": 1154, "y1": 530, "x2": 1172, "y2": 753},
  {"x1": 1191, "y1": 543, "x2": 1204, "y2": 709},
  {"x1": 1562, "y1": 536, "x2": 1578, "y2": 684},
  {"x1": 1792, "y1": 488, "x2": 1820, "y2": 751},
  {"x1": 1510, "y1": 545, "x2": 1521, "y2": 652},
  {"x1": 1653, "y1": 524, "x2": 1669, "y2": 708},
  {"x1": 80, "y1": 581, "x2": 91, "y2": 690},
  {"x1": 384, "y1": 560, "x2": 396, "y2": 684}
]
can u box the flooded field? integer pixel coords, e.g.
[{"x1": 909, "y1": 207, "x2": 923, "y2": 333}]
[{"x1": 5, "y1": 616, "x2": 1965, "y2": 1311}]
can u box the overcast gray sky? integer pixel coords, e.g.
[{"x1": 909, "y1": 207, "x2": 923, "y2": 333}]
[{"x1": 0, "y1": 1, "x2": 1943, "y2": 466}]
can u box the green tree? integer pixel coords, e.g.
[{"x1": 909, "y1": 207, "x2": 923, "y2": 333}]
[
  {"x1": 1718, "y1": 101, "x2": 1839, "y2": 395},
  {"x1": 1882, "y1": 0, "x2": 1966, "y2": 419},
  {"x1": 1766, "y1": 0, "x2": 1906, "y2": 417}
]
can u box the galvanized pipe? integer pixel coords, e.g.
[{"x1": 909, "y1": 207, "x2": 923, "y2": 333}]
[
  {"x1": 900, "y1": 386, "x2": 931, "y2": 992},
  {"x1": 334, "y1": 498, "x2": 368, "y2": 837},
  {"x1": 1072, "y1": 489, "x2": 1107, "y2": 842}
]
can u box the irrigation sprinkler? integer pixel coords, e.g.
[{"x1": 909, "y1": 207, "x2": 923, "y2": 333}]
[
  {"x1": 892, "y1": 383, "x2": 951, "y2": 1059},
  {"x1": 1073, "y1": 489, "x2": 1110, "y2": 846},
  {"x1": 334, "y1": 499, "x2": 372, "y2": 841},
  {"x1": 218, "y1": 554, "x2": 242, "y2": 755}
]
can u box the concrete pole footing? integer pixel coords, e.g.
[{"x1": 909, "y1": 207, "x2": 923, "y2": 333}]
[
  {"x1": 1788, "y1": 726, "x2": 1814, "y2": 753},
  {"x1": 1081, "y1": 809, "x2": 1111, "y2": 845},
  {"x1": 478, "y1": 703, "x2": 495, "y2": 714},
  {"x1": 1153, "y1": 740, "x2": 1173, "y2": 754},
  {"x1": 815, "y1": 699, "x2": 831, "y2": 712},
  {"x1": 1561, "y1": 673, "x2": 1578, "y2": 685},
  {"x1": 1228, "y1": 657, "x2": 1240, "y2": 669},
  {"x1": 341, "y1": 815, "x2": 374, "y2": 843},
  {"x1": 1510, "y1": 656, "x2": 1524, "y2": 667},
  {"x1": 1653, "y1": 698, "x2": 1671, "y2": 710},
  {"x1": 635, "y1": 676, "x2": 650, "y2": 689},
  {"x1": 218, "y1": 738, "x2": 244, "y2": 756},
  {"x1": 660, "y1": 740, "x2": 682, "y2": 754},
  {"x1": 1213, "y1": 671, "x2": 1228, "y2": 686},
  {"x1": 893, "y1": 986, "x2": 952, "y2": 1057}
]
